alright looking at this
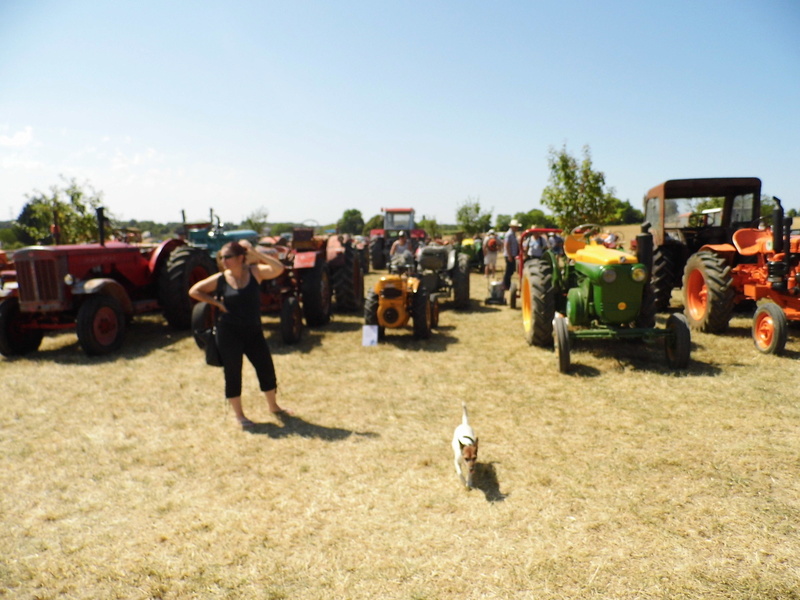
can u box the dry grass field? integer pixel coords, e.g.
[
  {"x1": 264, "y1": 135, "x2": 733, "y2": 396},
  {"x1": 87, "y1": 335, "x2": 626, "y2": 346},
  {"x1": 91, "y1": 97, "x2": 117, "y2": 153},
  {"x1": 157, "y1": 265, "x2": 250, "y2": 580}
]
[{"x1": 2, "y1": 271, "x2": 799, "y2": 599}]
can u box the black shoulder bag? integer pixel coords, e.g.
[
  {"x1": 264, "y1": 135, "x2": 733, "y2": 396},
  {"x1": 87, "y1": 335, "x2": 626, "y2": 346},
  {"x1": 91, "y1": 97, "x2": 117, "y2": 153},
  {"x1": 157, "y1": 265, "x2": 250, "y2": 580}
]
[{"x1": 197, "y1": 274, "x2": 226, "y2": 367}]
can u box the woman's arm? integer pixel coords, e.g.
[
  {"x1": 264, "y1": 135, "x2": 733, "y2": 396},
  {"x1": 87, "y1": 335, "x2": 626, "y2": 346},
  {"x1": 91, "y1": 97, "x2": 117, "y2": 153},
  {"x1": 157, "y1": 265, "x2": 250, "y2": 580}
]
[
  {"x1": 189, "y1": 273, "x2": 226, "y2": 311},
  {"x1": 252, "y1": 255, "x2": 285, "y2": 283}
]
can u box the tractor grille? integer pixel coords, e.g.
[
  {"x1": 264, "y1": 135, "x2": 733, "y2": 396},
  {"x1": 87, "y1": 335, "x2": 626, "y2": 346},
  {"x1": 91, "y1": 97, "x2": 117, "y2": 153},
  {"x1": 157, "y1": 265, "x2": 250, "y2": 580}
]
[
  {"x1": 381, "y1": 288, "x2": 402, "y2": 299},
  {"x1": 16, "y1": 257, "x2": 61, "y2": 304}
]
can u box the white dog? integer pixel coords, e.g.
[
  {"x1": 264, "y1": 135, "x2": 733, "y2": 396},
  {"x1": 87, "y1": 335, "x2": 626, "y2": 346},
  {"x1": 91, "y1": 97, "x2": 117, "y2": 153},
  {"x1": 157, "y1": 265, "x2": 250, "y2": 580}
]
[{"x1": 452, "y1": 403, "x2": 479, "y2": 489}]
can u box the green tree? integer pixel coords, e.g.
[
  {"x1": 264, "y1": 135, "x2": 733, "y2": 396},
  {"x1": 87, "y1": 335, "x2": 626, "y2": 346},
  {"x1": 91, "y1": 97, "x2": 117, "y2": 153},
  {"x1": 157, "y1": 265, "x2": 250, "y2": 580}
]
[
  {"x1": 242, "y1": 207, "x2": 269, "y2": 234},
  {"x1": 495, "y1": 214, "x2": 511, "y2": 231},
  {"x1": 456, "y1": 197, "x2": 492, "y2": 235},
  {"x1": 337, "y1": 209, "x2": 365, "y2": 235},
  {"x1": 14, "y1": 177, "x2": 105, "y2": 245},
  {"x1": 540, "y1": 145, "x2": 617, "y2": 231},
  {"x1": 513, "y1": 209, "x2": 558, "y2": 229},
  {"x1": 363, "y1": 214, "x2": 383, "y2": 236},
  {"x1": 417, "y1": 215, "x2": 440, "y2": 238},
  {"x1": 608, "y1": 199, "x2": 644, "y2": 225}
]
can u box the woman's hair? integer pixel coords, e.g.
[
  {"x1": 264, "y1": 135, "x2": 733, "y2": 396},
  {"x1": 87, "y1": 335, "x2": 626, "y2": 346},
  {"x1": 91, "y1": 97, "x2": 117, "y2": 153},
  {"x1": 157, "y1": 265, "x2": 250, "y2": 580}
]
[{"x1": 220, "y1": 241, "x2": 247, "y2": 257}]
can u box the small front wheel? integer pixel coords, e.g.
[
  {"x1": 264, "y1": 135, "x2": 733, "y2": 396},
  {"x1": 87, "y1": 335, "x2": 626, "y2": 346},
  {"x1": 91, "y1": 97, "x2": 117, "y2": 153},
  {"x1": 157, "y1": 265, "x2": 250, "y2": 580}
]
[
  {"x1": 665, "y1": 313, "x2": 691, "y2": 369},
  {"x1": 752, "y1": 303, "x2": 787, "y2": 355},
  {"x1": 77, "y1": 295, "x2": 126, "y2": 356},
  {"x1": 553, "y1": 314, "x2": 571, "y2": 373},
  {"x1": 280, "y1": 296, "x2": 304, "y2": 344}
]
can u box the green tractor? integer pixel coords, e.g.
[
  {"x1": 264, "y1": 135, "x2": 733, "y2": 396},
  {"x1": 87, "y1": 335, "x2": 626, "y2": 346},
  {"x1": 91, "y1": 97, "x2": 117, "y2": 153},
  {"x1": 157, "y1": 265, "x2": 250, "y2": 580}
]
[{"x1": 519, "y1": 224, "x2": 691, "y2": 373}]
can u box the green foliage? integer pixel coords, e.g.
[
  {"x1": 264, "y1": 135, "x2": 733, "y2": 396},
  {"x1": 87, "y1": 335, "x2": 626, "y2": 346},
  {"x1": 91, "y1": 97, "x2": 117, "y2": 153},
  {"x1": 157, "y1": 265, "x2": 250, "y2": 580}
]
[
  {"x1": 540, "y1": 145, "x2": 617, "y2": 230},
  {"x1": 270, "y1": 223, "x2": 296, "y2": 236},
  {"x1": 14, "y1": 177, "x2": 105, "y2": 245},
  {"x1": 787, "y1": 208, "x2": 798, "y2": 219},
  {"x1": 0, "y1": 227, "x2": 23, "y2": 249},
  {"x1": 242, "y1": 207, "x2": 270, "y2": 235},
  {"x1": 337, "y1": 209, "x2": 365, "y2": 235},
  {"x1": 513, "y1": 209, "x2": 558, "y2": 229},
  {"x1": 363, "y1": 214, "x2": 383, "y2": 236},
  {"x1": 456, "y1": 197, "x2": 492, "y2": 235},
  {"x1": 416, "y1": 215, "x2": 440, "y2": 238},
  {"x1": 694, "y1": 197, "x2": 724, "y2": 212},
  {"x1": 608, "y1": 199, "x2": 644, "y2": 225}
]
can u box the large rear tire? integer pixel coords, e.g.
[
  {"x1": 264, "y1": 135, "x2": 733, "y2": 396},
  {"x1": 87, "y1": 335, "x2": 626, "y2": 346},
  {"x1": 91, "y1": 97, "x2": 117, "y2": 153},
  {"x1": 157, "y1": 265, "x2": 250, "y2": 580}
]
[
  {"x1": 76, "y1": 295, "x2": 126, "y2": 356},
  {"x1": 0, "y1": 297, "x2": 43, "y2": 356},
  {"x1": 364, "y1": 290, "x2": 384, "y2": 340},
  {"x1": 752, "y1": 303, "x2": 787, "y2": 355},
  {"x1": 300, "y1": 262, "x2": 332, "y2": 327},
  {"x1": 160, "y1": 246, "x2": 217, "y2": 330},
  {"x1": 682, "y1": 251, "x2": 734, "y2": 333},
  {"x1": 651, "y1": 247, "x2": 678, "y2": 312},
  {"x1": 509, "y1": 280, "x2": 518, "y2": 309},
  {"x1": 332, "y1": 245, "x2": 364, "y2": 312},
  {"x1": 370, "y1": 237, "x2": 386, "y2": 270},
  {"x1": 521, "y1": 258, "x2": 554, "y2": 346},
  {"x1": 453, "y1": 253, "x2": 470, "y2": 309},
  {"x1": 412, "y1": 288, "x2": 432, "y2": 339},
  {"x1": 191, "y1": 301, "x2": 214, "y2": 350}
]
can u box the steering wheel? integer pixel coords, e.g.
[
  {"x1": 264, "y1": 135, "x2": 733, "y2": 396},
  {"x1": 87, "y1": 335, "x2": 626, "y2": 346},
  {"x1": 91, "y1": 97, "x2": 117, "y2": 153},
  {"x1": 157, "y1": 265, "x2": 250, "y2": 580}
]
[
  {"x1": 749, "y1": 216, "x2": 771, "y2": 229},
  {"x1": 570, "y1": 223, "x2": 602, "y2": 239}
]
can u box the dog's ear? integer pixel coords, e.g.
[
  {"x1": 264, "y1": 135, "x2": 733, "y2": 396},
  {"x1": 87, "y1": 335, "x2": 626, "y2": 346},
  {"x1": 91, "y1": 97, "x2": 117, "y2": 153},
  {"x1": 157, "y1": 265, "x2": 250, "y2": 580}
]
[{"x1": 474, "y1": 437, "x2": 479, "y2": 450}]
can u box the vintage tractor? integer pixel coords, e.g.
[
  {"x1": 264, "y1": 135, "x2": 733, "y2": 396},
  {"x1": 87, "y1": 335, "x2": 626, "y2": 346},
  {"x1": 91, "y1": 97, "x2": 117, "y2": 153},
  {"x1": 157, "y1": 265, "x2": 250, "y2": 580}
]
[
  {"x1": 643, "y1": 177, "x2": 762, "y2": 311},
  {"x1": 681, "y1": 197, "x2": 800, "y2": 354},
  {"x1": 0, "y1": 208, "x2": 216, "y2": 357},
  {"x1": 181, "y1": 209, "x2": 260, "y2": 258},
  {"x1": 415, "y1": 243, "x2": 471, "y2": 309},
  {"x1": 520, "y1": 224, "x2": 691, "y2": 373},
  {"x1": 508, "y1": 228, "x2": 562, "y2": 309},
  {"x1": 364, "y1": 253, "x2": 435, "y2": 340},
  {"x1": 368, "y1": 208, "x2": 427, "y2": 270}
]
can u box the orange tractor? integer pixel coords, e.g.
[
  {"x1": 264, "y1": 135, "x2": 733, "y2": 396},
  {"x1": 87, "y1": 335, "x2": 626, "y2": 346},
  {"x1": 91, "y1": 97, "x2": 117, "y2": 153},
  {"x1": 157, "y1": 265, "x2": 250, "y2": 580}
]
[{"x1": 682, "y1": 197, "x2": 799, "y2": 354}]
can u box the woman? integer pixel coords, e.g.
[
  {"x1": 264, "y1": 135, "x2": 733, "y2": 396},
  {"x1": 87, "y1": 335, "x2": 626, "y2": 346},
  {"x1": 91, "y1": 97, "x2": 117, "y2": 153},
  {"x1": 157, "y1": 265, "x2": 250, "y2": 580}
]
[{"x1": 189, "y1": 241, "x2": 290, "y2": 430}]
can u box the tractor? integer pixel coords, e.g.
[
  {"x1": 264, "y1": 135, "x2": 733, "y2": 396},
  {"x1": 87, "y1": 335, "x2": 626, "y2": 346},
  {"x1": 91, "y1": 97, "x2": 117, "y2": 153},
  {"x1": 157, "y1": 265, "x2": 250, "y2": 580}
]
[
  {"x1": 519, "y1": 224, "x2": 691, "y2": 373},
  {"x1": 0, "y1": 208, "x2": 216, "y2": 357},
  {"x1": 368, "y1": 208, "x2": 427, "y2": 270},
  {"x1": 415, "y1": 243, "x2": 471, "y2": 309},
  {"x1": 643, "y1": 177, "x2": 762, "y2": 311},
  {"x1": 681, "y1": 197, "x2": 800, "y2": 354},
  {"x1": 364, "y1": 251, "x2": 435, "y2": 340},
  {"x1": 181, "y1": 209, "x2": 260, "y2": 258}
]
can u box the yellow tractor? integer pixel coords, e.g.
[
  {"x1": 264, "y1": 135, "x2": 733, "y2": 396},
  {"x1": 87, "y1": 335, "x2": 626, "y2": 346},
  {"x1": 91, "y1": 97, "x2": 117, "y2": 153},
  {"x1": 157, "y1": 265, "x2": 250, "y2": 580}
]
[{"x1": 364, "y1": 269, "x2": 436, "y2": 340}]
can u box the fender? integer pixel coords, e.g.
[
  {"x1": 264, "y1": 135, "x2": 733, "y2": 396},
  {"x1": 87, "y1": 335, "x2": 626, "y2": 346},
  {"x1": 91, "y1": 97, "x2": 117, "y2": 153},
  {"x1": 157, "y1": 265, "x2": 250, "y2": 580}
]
[
  {"x1": 293, "y1": 251, "x2": 319, "y2": 270},
  {"x1": 148, "y1": 238, "x2": 186, "y2": 275},
  {"x1": 697, "y1": 243, "x2": 737, "y2": 265},
  {"x1": 73, "y1": 278, "x2": 134, "y2": 314}
]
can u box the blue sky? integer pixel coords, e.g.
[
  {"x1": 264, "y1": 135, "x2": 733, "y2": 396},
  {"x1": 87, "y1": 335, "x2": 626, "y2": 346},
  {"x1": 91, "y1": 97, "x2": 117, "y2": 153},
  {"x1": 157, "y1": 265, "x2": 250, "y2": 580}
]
[{"x1": 1, "y1": 0, "x2": 798, "y2": 227}]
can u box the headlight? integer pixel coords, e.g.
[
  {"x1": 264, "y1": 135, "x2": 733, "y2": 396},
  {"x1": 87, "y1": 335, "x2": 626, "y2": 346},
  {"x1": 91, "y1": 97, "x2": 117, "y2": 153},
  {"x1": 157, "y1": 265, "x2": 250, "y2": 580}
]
[
  {"x1": 601, "y1": 268, "x2": 617, "y2": 283},
  {"x1": 64, "y1": 274, "x2": 75, "y2": 285},
  {"x1": 631, "y1": 267, "x2": 647, "y2": 283}
]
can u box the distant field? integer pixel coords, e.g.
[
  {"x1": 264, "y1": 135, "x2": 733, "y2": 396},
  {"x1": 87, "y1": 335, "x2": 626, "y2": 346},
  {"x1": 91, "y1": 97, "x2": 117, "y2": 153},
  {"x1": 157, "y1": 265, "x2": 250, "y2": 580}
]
[{"x1": 2, "y1": 271, "x2": 799, "y2": 599}]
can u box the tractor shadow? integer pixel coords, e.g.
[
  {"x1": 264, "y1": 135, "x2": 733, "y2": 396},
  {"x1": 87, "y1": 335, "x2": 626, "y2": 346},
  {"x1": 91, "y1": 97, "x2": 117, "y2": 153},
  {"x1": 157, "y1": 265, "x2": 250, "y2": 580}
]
[
  {"x1": 245, "y1": 413, "x2": 379, "y2": 441},
  {"x1": 472, "y1": 462, "x2": 507, "y2": 503},
  {"x1": 378, "y1": 329, "x2": 459, "y2": 352}
]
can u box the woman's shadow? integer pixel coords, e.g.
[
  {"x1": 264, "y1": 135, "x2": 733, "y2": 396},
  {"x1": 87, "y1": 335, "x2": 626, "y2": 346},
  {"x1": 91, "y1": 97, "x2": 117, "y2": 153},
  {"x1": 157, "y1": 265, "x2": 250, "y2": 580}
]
[{"x1": 246, "y1": 413, "x2": 378, "y2": 442}]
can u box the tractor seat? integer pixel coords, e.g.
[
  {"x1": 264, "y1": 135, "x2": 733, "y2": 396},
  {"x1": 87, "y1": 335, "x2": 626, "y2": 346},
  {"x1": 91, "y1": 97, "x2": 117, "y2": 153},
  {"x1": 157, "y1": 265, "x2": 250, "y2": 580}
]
[{"x1": 732, "y1": 228, "x2": 771, "y2": 256}]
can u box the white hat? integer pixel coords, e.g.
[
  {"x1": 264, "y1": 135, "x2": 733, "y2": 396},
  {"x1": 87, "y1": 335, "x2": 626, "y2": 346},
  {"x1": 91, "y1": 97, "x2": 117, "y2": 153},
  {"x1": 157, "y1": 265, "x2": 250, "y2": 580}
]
[
  {"x1": 509, "y1": 219, "x2": 521, "y2": 227},
  {"x1": 488, "y1": 229, "x2": 495, "y2": 235}
]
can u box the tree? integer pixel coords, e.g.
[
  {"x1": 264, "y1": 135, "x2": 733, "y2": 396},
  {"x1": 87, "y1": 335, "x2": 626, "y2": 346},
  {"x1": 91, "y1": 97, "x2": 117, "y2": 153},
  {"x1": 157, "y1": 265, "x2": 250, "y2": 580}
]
[
  {"x1": 14, "y1": 177, "x2": 105, "y2": 245},
  {"x1": 362, "y1": 214, "x2": 383, "y2": 236},
  {"x1": 417, "y1": 215, "x2": 440, "y2": 238},
  {"x1": 608, "y1": 199, "x2": 644, "y2": 225},
  {"x1": 513, "y1": 209, "x2": 558, "y2": 229},
  {"x1": 242, "y1": 207, "x2": 269, "y2": 234},
  {"x1": 456, "y1": 197, "x2": 492, "y2": 235},
  {"x1": 540, "y1": 145, "x2": 617, "y2": 231},
  {"x1": 337, "y1": 209, "x2": 364, "y2": 235}
]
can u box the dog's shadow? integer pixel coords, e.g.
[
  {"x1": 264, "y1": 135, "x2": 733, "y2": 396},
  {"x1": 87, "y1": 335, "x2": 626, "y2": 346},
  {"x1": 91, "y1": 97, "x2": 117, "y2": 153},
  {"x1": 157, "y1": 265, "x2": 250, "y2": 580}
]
[
  {"x1": 472, "y1": 462, "x2": 507, "y2": 503},
  {"x1": 246, "y1": 414, "x2": 379, "y2": 442}
]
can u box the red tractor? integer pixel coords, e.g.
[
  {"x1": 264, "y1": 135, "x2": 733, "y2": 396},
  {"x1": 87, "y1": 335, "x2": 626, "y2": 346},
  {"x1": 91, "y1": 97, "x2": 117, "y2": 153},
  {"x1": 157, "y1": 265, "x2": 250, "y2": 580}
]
[
  {"x1": 0, "y1": 209, "x2": 216, "y2": 356},
  {"x1": 682, "y1": 197, "x2": 799, "y2": 354},
  {"x1": 368, "y1": 208, "x2": 427, "y2": 270}
]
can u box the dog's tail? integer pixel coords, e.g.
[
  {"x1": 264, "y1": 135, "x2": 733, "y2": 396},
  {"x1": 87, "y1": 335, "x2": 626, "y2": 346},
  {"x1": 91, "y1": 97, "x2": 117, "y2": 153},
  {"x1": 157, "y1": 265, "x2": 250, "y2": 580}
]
[{"x1": 461, "y1": 402, "x2": 469, "y2": 426}]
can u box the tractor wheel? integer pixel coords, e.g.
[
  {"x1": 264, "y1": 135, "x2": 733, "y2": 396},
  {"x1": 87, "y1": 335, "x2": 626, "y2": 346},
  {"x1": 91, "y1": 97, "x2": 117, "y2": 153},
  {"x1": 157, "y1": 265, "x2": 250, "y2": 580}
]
[
  {"x1": 453, "y1": 253, "x2": 470, "y2": 309},
  {"x1": 521, "y1": 258, "x2": 554, "y2": 346},
  {"x1": 332, "y1": 245, "x2": 364, "y2": 312},
  {"x1": 0, "y1": 297, "x2": 43, "y2": 356},
  {"x1": 300, "y1": 262, "x2": 332, "y2": 327},
  {"x1": 752, "y1": 303, "x2": 787, "y2": 355},
  {"x1": 553, "y1": 313, "x2": 571, "y2": 373},
  {"x1": 635, "y1": 283, "x2": 657, "y2": 328},
  {"x1": 364, "y1": 290, "x2": 384, "y2": 339},
  {"x1": 430, "y1": 294, "x2": 440, "y2": 328},
  {"x1": 76, "y1": 295, "x2": 126, "y2": 356},
  {"x1": 191, "y1": 301, "x2": 215, "y2": 350},
  {"x1": 664, "y1": 313, "x2": 691, "y2": 369},
  {"x1": 509, "y1": 280, "x2": 518, "y2": 309},
  {"x1": 682, "y1": 251, "x2": 734, "y2": 333},
  {"x1": 651, "y1": 247, "x2": 678, "y2": 312},
  {"x1": 412, "y1": 288, "x2": 432, "y2": 339},
  {"x1": 280, "y1": 296, "x2": 304, "y2": 344},
  {"x1": 370, "y1": 237, "x2": 386, "y2": 270},
  {"x1": 160, "y1": 246, "x2": 217, "y2": 330}
]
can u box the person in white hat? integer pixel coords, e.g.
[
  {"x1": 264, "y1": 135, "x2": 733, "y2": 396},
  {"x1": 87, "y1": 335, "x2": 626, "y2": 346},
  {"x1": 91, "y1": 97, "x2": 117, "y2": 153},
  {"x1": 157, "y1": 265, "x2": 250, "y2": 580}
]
[{"x1": 502, "y1": 219, "x2": 521, "y2": 290}]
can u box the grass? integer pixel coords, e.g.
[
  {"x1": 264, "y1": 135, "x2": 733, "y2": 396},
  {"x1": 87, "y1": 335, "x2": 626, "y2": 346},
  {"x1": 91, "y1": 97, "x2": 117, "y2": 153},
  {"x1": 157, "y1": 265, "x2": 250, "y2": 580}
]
[{"x1": 2, "y1": 272, "x2": 799, "y2": 599}]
